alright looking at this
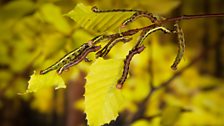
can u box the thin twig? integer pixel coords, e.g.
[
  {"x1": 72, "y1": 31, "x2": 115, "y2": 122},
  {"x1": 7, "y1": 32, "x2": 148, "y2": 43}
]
[{"x1": 106, "y1": 13, "x2": 224, "y2": 39}]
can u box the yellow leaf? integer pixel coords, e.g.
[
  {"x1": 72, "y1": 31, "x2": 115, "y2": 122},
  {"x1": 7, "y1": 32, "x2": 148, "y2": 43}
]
[
  {"x1": 25, "y1": 71, "x2": 65, "y2": 93},
  {"x1": 160, "y1": 105, "x2": 182, "y2": 126},
  {"x1": 39, "y1": 3, "x2": 70, "y2": 34},
  {"x1": 85, "y1": 58, "x2": 125, "y2": 126},
  {"x1": 66, "y1": 3, "x2": 134, "y2": 33},
  {"x1": 31, "y1": 88, "x2": 53, "y2": 113},
  {"x1": 131, "y1": 119, "x2": 150, "y2": 126}
]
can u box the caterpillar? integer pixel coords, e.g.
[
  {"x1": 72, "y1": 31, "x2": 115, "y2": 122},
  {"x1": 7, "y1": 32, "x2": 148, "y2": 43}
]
[
  {"x1": 117, "y1": 45, "x2": 145, "y2": 89},
  {"x1": 116, "y1": 26, "x2": 171, "y2": 88},
  {"x1": 89, "y1": 35, "x2": 107, "y2": 45},
  {"x1": 57, "y1": 46, "x2": 101, "y2": 74},
  {"x1": 40, "y1": 43, "x2": 89, "y2": 75},
  {"x1": 121, "y1": 11, "x2": 159, "y2": 28},
  {"x1": 91, "y1": 6, "x2": 159, "y2": 28},
  {"x1": 96, "y1": 37, "x2": 132, "y2": 58},
  {"x1": 135, "y1": 26, "x2": 171, "y2": 47},
  {"x1": 171, "y1": 22, "x2": 185, "y2": 70},
  {"x1": 40, "y1": 35, "x2": 107, "y2": 75},
  {"x1": 92, "y1": 6, "x2": 139, "y2": 13}
]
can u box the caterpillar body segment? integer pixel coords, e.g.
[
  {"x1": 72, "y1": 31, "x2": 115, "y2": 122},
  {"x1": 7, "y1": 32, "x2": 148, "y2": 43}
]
[
  {"x1": 121, "y1": 11, "x2": 159, "y2": 28},
  {"x1": 116, "y1": 45, "x2": 145, "y2": 89},
  {"x1": 40, "y1": 43, "x2": 89, "y2": 74},
  {"x1": 57, "y1": 46, "x2": 101, "y2": 74},
  {"x1": 96, "y1": 37, "x2": 132, "y2": 58},
  {"x1": 171, "y1": 23, "x2": 185, "y2": 70},
  {"x1": 135, "y1": 26, "x2": 172, "y2": 47}
]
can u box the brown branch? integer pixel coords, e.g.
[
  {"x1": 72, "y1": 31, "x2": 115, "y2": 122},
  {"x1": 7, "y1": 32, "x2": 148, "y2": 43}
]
[
  {"x1": 85, "y1": 12, "x2": 224, "y2": 91},
  {"x1": 104, "y1": 13, "x2": 224, "y2": 40},
  {"x1": 164, "y1": 13, "x2": 224, "y2": 23},
  {"x1": 91, "y1": 13, "x2": 224, "y2": 54}
]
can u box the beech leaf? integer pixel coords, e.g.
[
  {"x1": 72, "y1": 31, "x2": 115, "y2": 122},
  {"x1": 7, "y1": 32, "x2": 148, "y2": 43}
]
[
  {"x1": 25, "y1": 71, "x2": 65, "y2": 93},
  {"x1": 85, "y1": 58, "x2": 125, "y2": 126}
]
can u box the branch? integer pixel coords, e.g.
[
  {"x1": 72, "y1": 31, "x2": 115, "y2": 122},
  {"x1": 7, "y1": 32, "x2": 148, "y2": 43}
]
[
  {"x1": 102, "y1": 13, "x2": 224, "y2": 40},
  {"x1": 40, "y1": 9, "x2": 224, "y2": 75}
]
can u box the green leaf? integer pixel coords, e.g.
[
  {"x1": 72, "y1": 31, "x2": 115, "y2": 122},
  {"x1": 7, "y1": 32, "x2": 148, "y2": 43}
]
[
  {"x1": 66, "y1": 3, "x2": 134, "y2": 33},
  {"x1": 25, "y1": 71, "x2": 65, "y2": 93},
  {"x1": 85, "y1": 58, "x2": 125, "y2": 126}
]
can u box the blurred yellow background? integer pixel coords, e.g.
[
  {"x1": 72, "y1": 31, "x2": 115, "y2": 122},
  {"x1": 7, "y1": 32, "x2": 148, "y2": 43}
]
[{"x1": 0, "y1": 0, "x2": 223, "y2": 126}]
